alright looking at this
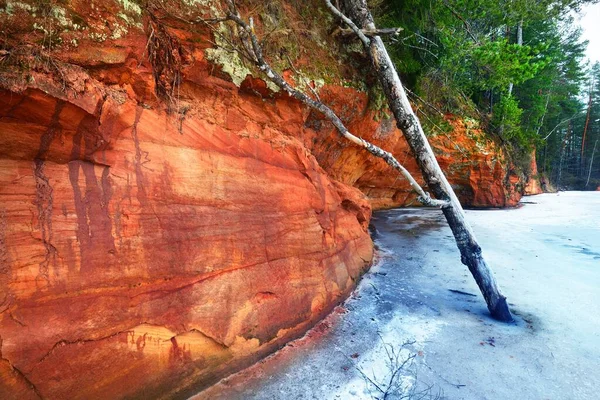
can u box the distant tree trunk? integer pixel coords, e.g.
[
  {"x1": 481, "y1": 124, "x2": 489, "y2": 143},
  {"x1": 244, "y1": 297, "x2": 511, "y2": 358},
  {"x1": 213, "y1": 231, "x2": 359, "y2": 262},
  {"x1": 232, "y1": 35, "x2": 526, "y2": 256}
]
[
  {"x1": 536, "y1": 91, "x2": 551, "y2": 137},
  {"x1": 558, "y1": 141, "x2": 565, "y2": 189},
  {"x1": 507, "y1": 20, "x2": 523, "y2": 96},
  {"x1": 568, "y1": 120, "x2": 573, "y2": 175},
  {"x1": 337, "y1": 0, "x2": 513, "y2": 322},
  {"x1": 581, "y1": 78, "x2": 594, "y2": 175},
  {"x1": 586, "y1": 140, "x2": 598, "y2": 187},
  {"x1": 543, "y1": 143, "x2": 547, "y2": 175},
  {"x1": 557, "y1": 123, "x2": 574, "y2": 188}
]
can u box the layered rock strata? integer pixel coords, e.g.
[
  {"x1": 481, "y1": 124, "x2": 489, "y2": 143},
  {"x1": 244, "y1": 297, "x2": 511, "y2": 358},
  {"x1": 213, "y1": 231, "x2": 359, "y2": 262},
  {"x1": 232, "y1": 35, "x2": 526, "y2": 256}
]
[{"x1": 0, "y1": 1, "x2": 527, "y2": 398}]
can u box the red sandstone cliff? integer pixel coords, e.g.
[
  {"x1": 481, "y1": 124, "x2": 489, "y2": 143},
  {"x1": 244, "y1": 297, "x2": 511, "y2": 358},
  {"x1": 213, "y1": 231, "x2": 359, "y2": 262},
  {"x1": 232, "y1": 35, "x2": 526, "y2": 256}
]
[
  {"x1": 524, "y1": 150, "x2": 544, "y2": 196},
  {"x1": 0, "y1": 1, "x2": 529, "y2": 398},
  {"x1": 307, "y1": 90, "x2": 525, "y2": 209}
]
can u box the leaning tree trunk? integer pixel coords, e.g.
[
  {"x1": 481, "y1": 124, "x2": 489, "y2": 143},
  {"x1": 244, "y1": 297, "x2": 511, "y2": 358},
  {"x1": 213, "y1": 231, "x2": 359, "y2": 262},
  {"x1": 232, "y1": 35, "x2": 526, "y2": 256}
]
[
  {"x1": 340, "y1": 0, "x2": 513, "y2": 321},
  {"x1": 586, "y1": 139, "x2": 598, "y2": 188}
]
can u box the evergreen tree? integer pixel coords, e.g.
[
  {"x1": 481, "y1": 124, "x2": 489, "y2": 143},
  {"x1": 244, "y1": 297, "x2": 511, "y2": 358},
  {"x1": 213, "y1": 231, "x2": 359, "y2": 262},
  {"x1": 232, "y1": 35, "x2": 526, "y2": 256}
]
[{"x1": 373, "y1": 0, "x2": 598, "y2": 187}]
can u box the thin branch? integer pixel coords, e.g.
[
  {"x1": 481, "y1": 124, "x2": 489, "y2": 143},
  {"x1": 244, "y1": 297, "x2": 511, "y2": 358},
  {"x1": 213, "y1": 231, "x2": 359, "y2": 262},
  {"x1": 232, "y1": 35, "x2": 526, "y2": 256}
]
[
  {"x1": 284, "y1": 54, "x2": 321, "y2": 102},
  {"x1": 405, "y1": 88, "x2": 444, "y2": 116},
  {"x1": 333, "y1": 26, "x2": 403, "y2": 37},
  {"x1": 324, "y1": 0, "x2": 370, "y2": 46},
  {"x1": 441, "y1": 0, "x2": 480, "y2": 43},
  {"x1": 413, "y1": 31, "x2": 439, "y2": 48},
  {"x1": 542, "y1": 113, "x2": 581, "y2": 141},
  {"x1": 400, "y1": 43, "x2": 439, "y2": 59},
  {"x1": 585, "y1": 139, "x2": 598, "y2": 187},
  {"x1": 355, "y1": 365, "x2": 386, "y2": 395},
  {"x1": 535, "y1": 90, "x2": 551, "y2": 137}
]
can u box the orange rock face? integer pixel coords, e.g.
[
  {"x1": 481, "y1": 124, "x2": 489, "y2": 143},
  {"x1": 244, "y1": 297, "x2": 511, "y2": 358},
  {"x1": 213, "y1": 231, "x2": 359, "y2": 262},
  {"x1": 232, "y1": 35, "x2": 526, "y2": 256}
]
[
  {"x1": 0, "y1": 1, "x2": 527, "y2": 398},
  {"x1": 306, "y1": 88, "x2": 524, "y2": 209},
  {"x1": 524, "y1": 150, "x2": 544, "y2": 196},
  {"x1": 0, "y1": 85, "x2": 373, "y2": 399},
  {"x1": 0, "y1": 27, "x2": 375, "y2": 400}
]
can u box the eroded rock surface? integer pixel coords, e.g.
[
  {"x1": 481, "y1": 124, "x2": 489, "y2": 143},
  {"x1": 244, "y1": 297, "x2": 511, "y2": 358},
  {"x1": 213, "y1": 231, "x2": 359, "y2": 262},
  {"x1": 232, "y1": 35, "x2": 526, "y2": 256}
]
[
  {"x1": 0, "y1": 0, "x2": 527, "y2": 398},
  {"x1": 0, "y1": 7, "x2": 375, "y2": 397},
  {"x1": 308, "y1": 89, "x2": 524, "y2": 209},
  {"x1": 524, "y1": 151, "x2": 544, "y2": 196}
]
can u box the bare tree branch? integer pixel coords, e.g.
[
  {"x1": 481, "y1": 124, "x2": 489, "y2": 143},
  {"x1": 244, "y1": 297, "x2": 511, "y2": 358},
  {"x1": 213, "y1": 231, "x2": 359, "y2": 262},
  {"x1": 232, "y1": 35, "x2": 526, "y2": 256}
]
[
  {"x1": 542, "y1": 113, "x2": 581, "y2": 141},
  {"x1": 324, "y1": 0, "x2": 370, "y2": 46},
  {"x1": 333, "y1": 0, "x2": 513, "y2": 322},
  {"x1": 190, "y1": 0, "x2": 511, "y2": 321},
  {"x1": 441, "y1": 0, "x2": 480, "y2": 43},
  {"x1": 333, "y1": 26, "x2": 403, "y2": 38},
  {"x1": 217, "y1": 1, "x2": 448, "y2": 208},
  {"x1": 284, "y1": 53, "x2": 321, "y2": 102}
]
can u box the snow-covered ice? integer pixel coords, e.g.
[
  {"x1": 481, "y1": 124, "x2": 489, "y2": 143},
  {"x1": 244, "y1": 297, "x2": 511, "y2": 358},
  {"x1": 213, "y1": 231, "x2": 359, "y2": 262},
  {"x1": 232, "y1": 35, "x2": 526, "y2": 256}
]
[{"x1": 194, "y1": 192, "x2": 600, "y2": 400}]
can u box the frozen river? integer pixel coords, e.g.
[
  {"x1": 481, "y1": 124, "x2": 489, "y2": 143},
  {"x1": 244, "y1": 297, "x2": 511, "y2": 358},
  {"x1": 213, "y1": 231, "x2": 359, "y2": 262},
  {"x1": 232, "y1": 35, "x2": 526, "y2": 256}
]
[{"x1": 195, "y1": 192, "x2": 600, "y2": 400}]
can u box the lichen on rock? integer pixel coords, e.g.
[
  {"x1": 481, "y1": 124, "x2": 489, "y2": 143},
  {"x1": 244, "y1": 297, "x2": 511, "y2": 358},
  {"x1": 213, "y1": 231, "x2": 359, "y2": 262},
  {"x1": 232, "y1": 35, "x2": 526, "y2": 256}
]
[
  {"x1": 116, "y1": 0, "x2": 142, "y2": 15},
  {"x1": 205, "y1": 21, "x2": 279, "y2": 91}
]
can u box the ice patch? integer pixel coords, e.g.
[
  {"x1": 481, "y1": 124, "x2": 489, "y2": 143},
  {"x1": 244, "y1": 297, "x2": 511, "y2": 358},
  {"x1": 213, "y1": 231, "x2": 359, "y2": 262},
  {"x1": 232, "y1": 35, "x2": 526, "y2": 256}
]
[{"x1": 334, "y1": 314, "x2": 445, "y2": 399}]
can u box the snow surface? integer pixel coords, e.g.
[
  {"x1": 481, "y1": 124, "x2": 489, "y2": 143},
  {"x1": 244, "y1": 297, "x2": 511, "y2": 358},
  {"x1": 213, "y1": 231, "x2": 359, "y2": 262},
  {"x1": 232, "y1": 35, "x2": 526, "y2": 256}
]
[{"x1": 194, "y1": 192, "x2": 600, "y2": 400}]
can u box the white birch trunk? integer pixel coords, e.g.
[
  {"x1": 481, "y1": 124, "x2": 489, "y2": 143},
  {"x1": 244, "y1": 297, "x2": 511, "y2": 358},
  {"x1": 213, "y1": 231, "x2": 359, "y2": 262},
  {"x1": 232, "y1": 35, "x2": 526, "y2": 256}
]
[
  {"x1": 586, "y1": 140, "x2": 598, "y2": 188},
  {"x1": 507, "y1": 20, "x2": 522, "y2": 97},
  {"x1": 340, "y1": 0, "x2": 513, "y2": 322}
]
